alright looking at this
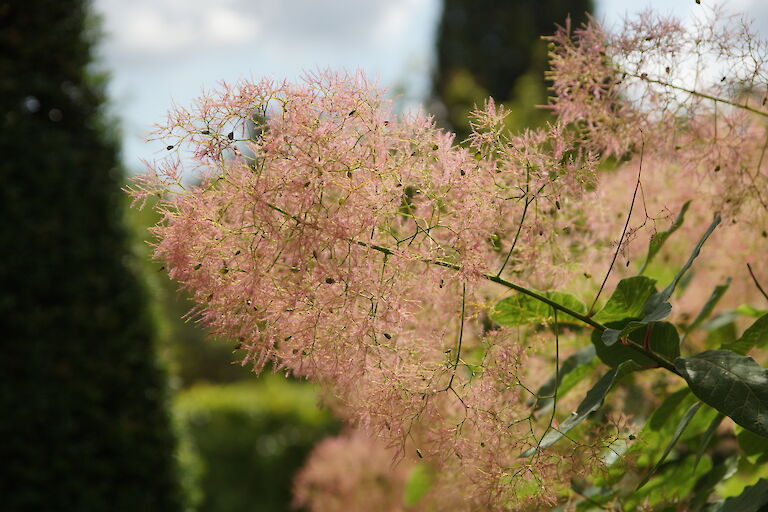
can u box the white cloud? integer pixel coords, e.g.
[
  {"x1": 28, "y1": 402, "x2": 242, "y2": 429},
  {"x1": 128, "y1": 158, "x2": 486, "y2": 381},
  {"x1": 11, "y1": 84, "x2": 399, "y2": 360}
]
[
  {"x1": 206, "y1": 8, "x2": 260, "y2": 45},
  {"x1": 91, "y1": 0, "x2": 441, "y2": 169},
  {"x1": 96, "y1": 0, "x2": 263, "y2": 61}
]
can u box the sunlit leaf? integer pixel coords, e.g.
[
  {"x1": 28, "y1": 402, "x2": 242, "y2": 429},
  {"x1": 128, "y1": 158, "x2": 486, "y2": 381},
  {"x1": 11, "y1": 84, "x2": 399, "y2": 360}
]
[
  {"x1": 690, "y1": 455, "x2": 739, "y2": 511},
  {"x1": 733, "y1": 304, "x2": 768, "y2": 318},
  {"x1": 593, "y1": 276, "x2": 658, "y2": 323},
  {"x1": 736, "y1": 425, "x2": 768, "y2": 465},
  {"x1": 637, "y1": 401, "x2": 703, "y2": 490},
  {"x1": 491, "y1": 291, "x2": 587, "y2": 326},
  {"x1": 648, "y1": 388, "x2": 691, "y2": 431},
  {"x1": 704, "y1": 478, "x2": 768, "y2": 512},
  {"x1": 695, "y1": 413, "x2": 725, "y2": 469},
  {"x1": 403, "y1": 463, "x2": 432, "y2": 506}
]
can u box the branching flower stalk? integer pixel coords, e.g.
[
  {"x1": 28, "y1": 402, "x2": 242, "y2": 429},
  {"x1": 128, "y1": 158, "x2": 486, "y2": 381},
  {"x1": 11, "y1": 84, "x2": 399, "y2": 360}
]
[{"x1": 128, "y1": 8, "x2": 768, "y2": 510}]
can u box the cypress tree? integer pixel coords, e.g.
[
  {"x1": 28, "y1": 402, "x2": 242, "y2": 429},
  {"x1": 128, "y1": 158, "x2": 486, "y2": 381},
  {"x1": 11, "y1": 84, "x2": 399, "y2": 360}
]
[
  {"x1": 0, "y1": 2, "x2": 182, "y2": 510},
  {"x1": 433, "y1": 0, "x2": 593, "y2": 137}
]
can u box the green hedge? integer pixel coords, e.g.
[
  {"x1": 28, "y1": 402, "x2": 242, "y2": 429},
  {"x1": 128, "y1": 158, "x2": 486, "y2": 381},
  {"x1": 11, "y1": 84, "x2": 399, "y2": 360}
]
[{"x1": 175, "y1": 376, "x2": 337, "y2": 512}]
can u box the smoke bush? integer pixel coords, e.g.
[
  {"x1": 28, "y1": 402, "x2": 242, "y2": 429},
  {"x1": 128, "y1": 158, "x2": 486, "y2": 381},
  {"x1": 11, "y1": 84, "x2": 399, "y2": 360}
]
[{"x1": 129, "y1": 8, "x2": 768, "y2": 511}]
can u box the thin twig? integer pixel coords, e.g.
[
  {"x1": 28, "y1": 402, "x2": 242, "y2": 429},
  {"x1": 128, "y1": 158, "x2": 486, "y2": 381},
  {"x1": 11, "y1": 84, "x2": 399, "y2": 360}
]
[
  {"x1": 496, "y1": 197, "x2": 532, "y2": 277},
  {"x1": 537, "y1": 309, "x2": 560, "y2": 451},
  {"x1": 747, "y1": 263, "x2": 768, "y2": 302},
  {"x1": 589, "y1": 138, "x2": 645, "y2": 315},
  {"x1": 627, "y1": 72, "x2": 768, "y2": 119},
  {"x1": 447, "y1": 284, "x2": 467, "y2": 390},
  {"x1": 496, "y1": 165, "x2": 534, "y2": 277}
]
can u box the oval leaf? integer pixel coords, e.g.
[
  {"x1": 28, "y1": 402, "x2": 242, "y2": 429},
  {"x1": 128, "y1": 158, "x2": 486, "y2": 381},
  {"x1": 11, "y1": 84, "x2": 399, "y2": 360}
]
[
  {"x1": 593, "y1": 276, "x2": 658, "y2": 323},
  {"x1": 722, "y1": 313, "x2": 768, "y2": 355},
  {"x1": 491, "y1": 291, "x2": 587, "y2": 326},
  {"x1": 594, "y1": 321, "x2": 679, "y2": 367},
  {"x1": 704, "y1": 478, "x2": 768, "y2": 512},
  {"x1": 675, "y1": 350, "x2": 768, "y2": 439}
]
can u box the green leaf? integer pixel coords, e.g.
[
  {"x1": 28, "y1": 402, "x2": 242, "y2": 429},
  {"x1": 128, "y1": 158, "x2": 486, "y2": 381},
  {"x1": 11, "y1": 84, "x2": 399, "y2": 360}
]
[
  {"x1": 704, "y1": 478, "x2": 768, "y2": 512},
  {"x1": 533, "y1": 345, "x2": 598, "y2": 414},
  {"x1": 690, "y1": 454, "x2": 739, "y2": 511},
  {"x1": 736, "y1": 425, "x2": 768, "y2": 465},
  {"x1": 640, "y1": 200, "x2": 691, "y2": 274},
  {"x1": 734, "y1": 304, "x2": 768, "y2": 318},
  {"x1": 627, "y1": 455, "x2": 712, "y2": 510},
  {"x1": 593, "y1": 321, "x2": 680, "y2": 367},
  {"x1": 675, "y1": 350, "x2": 768, "y2": 439},
  {"x1": 695, "y1": 413, "x2": 725, "y2": 469},
  {"x1": 705, "y1": 318, "x2": 739, "y2": 347},
  {"x1": 648, "y1": 321, "x2": 681, "y2": 360},
  {"x1": 491, "y1": 291, "x2": 587, "y2": 326},
  {"x1": 637, "y1": 401, "x2": 703, "y2": 490},
  {"x1": 685, "y1": 279, "x2": 731, "y2": 333},
  {"x1": 630, "y1": 390, "x2": 717, "y2": 467},
  {"x1": 601, "y1": 303, "x2": 672, "y2": 347},
  {"x1": 521, "y1": 360, "x2": 639, "y2": 456},
  {"x1": 643, "y1": 215, "x2": 720, "y2": 318},
  {"x1": 593, "y1": 276, "x2": 658, "y2": 323},
  {"x1": 403, "y1": 464, "x2": 432, "y2": 506},
  {"x1": 722, "y1": 313, "x2": 768, "y2": 355},
  {"x1": 648, "y1": 388, "x2": 691, "y2": 431}
]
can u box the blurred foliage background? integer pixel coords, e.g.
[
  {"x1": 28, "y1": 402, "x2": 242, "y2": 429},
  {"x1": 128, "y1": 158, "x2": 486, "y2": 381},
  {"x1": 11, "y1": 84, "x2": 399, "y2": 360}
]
[
  {"x1": 431, "y1": 0, "x2": 592, "y2": 138},
  {"x1": 2, "y1": 0, "x2": 596, "y2": 510}
]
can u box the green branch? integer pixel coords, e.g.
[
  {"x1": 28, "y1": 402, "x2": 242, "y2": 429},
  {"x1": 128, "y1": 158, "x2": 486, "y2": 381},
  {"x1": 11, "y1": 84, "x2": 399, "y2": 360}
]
[
  {"x1": 625, "y1": 71, "x2": 768, "y2": 119},
  {"x1": 264, "y1": 201, "x2": 681, "y2": 375}
]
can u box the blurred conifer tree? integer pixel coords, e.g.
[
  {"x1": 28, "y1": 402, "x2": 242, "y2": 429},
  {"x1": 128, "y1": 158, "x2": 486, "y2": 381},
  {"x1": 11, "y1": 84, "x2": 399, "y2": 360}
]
[
  {"x1": 0, "y1": 2, "x2": 183, "y2": 510},
  {"x1": 433, "y1": 0, "x2": 593, "y2": 138}
]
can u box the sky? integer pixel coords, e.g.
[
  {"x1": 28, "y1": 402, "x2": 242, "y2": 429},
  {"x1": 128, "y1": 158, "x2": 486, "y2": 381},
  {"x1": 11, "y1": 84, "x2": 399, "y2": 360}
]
[{"x1": 91, "y1": 0, "x2": 767, "y2": 172}]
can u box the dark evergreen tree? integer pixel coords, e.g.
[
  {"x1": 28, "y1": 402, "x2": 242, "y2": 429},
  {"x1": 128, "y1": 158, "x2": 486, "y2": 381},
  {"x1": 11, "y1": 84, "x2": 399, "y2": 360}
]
[
  {"x1": 433, "y1": 0, "x2": 593, "y2": 137},
  {"x1": 0, "y1": 2, "x2": 183, "y2": 510}
]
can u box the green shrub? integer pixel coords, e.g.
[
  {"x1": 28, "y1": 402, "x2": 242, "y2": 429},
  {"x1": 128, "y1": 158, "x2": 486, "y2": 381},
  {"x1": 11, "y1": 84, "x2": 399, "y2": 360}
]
[{"x1": 176, "y1": 376, "x2": 338, "y2": 512}]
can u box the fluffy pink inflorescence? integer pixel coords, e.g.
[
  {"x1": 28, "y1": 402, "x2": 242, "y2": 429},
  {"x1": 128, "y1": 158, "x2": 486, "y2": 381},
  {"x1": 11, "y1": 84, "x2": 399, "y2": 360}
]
[
  {"x1": 292, "y1": 430, "x2": 413, "y2": 512},
  {"x1": 547, "y1": 8, "x2": 768, "y2": 320},
  {"x1": 129, "y1": 70, "x2": 602, "y2": 508},
  {"x1": 129, "y1": 9, "x2": 768, "y2": 508}
]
